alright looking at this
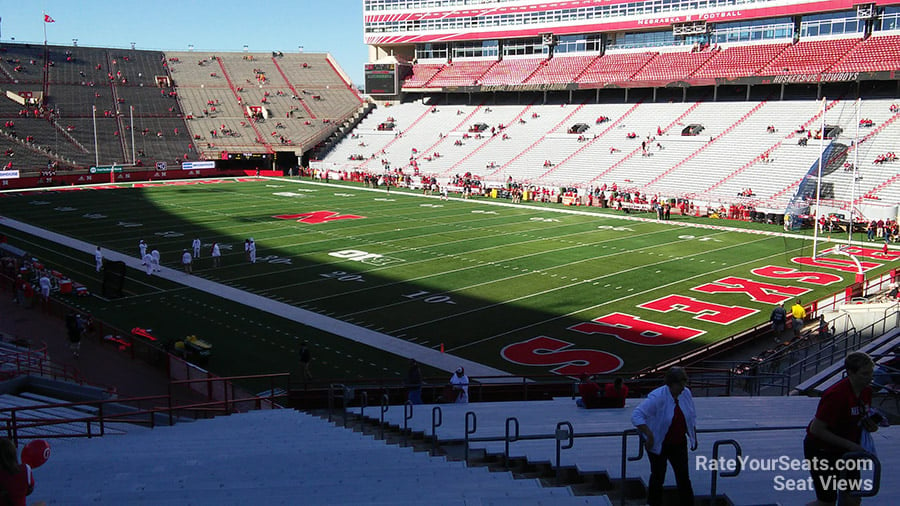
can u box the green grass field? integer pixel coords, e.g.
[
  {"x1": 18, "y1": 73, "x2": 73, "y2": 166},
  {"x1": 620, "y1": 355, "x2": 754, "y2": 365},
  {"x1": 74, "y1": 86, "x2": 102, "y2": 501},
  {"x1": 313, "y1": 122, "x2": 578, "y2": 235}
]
[{"x1": 1, "y1": 177, "x2": 895, "y2": 381}]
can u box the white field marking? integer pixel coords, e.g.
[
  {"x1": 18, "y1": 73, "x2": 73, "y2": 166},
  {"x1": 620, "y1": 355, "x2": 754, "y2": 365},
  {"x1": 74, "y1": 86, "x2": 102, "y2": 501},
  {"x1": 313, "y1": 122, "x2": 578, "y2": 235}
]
[
  {"x1": 265, "y1": 175, "x2": 851, "y2": 246},
  {"x1": 338, "y1": 234, "x2": 716, "y2": 318},
  {"x1": 387, "y1": 232, "x2": 761, "y2": 331},
  {"x1": 290, "y1": 225, "x2": 696, "y2": 305},
  {"x1": 450, "y1": 239, "x2": 806, "y2": 351},
  {"x1": 221, "y1": 211, "x2": 649, "y2": 286},
  {"x1": 143, "y1": 189, "x2": 556, "y2": 259}
]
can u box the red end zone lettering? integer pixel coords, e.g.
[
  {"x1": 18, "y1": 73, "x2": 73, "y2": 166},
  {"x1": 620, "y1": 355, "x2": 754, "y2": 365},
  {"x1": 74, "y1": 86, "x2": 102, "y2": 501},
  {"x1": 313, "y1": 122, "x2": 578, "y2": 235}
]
[
  {"x1": 501, "y1": 336, "x2": 623, "y2": 376},
  {"x1": 568, "y1": 313, "x2": 704, "y2": 346},
  {"x1": 638, "y1": 295, "x2": 756, "y2": 325},
  {"x1": 273, "y1": 211, "x2": 365, "y2": 224},
  {"x1": 791, "y1": 256, "x2": 881, "y2": 273},
  {"x1": 692, "y1": 276, "x2": 809, "y2": 304},
  {"x1": 822, "y1": 246, "x2": 900, "y2": 262},
  {"x1": 751, "y1": 265, "x2": 843, "y2": 286}
]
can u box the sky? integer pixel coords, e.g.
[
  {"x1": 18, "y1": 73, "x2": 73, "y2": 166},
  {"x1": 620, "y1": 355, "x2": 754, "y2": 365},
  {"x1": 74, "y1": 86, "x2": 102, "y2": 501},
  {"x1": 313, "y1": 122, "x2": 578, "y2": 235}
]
[{"x1": 1, "y1": 1, "x2": 368, "y2": 85}]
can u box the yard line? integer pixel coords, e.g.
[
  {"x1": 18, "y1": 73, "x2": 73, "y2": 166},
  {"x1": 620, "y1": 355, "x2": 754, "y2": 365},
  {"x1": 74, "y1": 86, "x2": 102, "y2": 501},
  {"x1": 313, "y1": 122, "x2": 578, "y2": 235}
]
[
  {"x1": 216, "y1": 213, "x2": 635, "y2": 286},
  {"x1": 335, "y1": 229, "x2": 726, "y2": 317},
  {"x1": 448, "y1": 239, "x2": 803, "y2": 351},
  {"x1": 268, "y1": 221, "x2": 685, "y2": 300}
]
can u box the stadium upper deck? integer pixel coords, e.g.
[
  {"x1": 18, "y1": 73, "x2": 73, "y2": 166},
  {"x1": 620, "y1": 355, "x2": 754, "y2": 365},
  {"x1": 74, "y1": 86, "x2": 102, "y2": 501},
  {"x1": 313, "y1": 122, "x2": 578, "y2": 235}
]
[{"x1": 363, "y1": 0, "x2": 900, "y2": 94}]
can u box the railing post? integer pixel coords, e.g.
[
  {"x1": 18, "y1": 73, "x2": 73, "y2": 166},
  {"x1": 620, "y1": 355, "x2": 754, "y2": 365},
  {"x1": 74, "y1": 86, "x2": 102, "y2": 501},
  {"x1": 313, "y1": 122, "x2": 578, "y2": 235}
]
[
  {"x1": 167, "y1": 384, "x2": 174, "y2": 426},
  {"x1": 402, "y1": 401, "x2": 413, "y2": 446},
  {"x1": 379, "y1": 394, "x2": 389, "y2": 440},
  {"x1": 555, "y1": 421, "x2": 574, "y2": 470},
  {"x1": 620, "y1": 429, "x2": 644, "y2": 506},
  {"x1": 98, "y1": 402, "x2": 105, "y2": 437},
  {"x1": 710, "y1": 439, "x2": 742, "y2": 498},
  {"x1": 358, "y1": 390, "x2": 368, "y2": 427},
  {"x1": 464, "y1": 411, "x2": 476, "y2": 462},
  {"x1": 504, "y1": 417, "x2": 519, "y2": 467},
  {"x1": 431, "y1": 406, "x2": 442, "y2": 455}
]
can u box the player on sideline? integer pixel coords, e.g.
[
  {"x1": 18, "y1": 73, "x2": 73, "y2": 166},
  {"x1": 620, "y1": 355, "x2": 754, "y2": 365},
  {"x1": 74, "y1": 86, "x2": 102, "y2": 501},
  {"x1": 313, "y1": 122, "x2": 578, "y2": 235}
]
[
  {"x1": 150, "y1": 249, "x2": 161, "y2": 272},
  {"x1": 94, "y1": 246, "x2": 103, "y2": 272},
  {"x1": 211, "y1": 242, "x2": 221, "y2": 268},
  {"x1": 192, "y1": 238, "x2": 201, "y2": 259},
  {"x1": 143, "y1": 253, "x2": 154, "y2": 275},
  {"x1": 249, "y1": 238, "x2": 257, "y2": 263},
  {"x1": 139, "y1": 240, "x2": 147, "y2": 263},
  {"x1": 181, "y1": 249, "x2": 193, "y2": 274}
]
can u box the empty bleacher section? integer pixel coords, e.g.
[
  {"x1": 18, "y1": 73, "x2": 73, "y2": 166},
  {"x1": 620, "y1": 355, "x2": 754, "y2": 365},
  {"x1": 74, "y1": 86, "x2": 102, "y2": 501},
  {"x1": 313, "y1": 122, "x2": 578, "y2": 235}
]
[
  {"x1": 575, "y1": 52, "x2": 655, "y2": 84},
  {"x1": 525, "y1": 55, "x2": 597, "y2": 85},
  {"x1": 758, "y1": 37, "x2": 862, "y2": 75},
  {"x1": 166, "y1": 51, "x2": 362, "y2": 159},
  {"x1": 427, "y1": 60, "x2": 496, "y2": 87},
  {"x1": 831, "y1": 34, "x2": 900, "y2": 72},
  {"x1": 30, "y1": 408, "x2": 610, "y2": 505},
  {"x1": 317, "y1": 98, "x2": 900, "y2": 212},
  {"x1": 371, "y1": 395, "x2": 896, "y2": 505},
  {"x1": 478, "y1": 57, "x2": 544, "y2": 86},
  {"x1": 0, "y1": 44, "x2": 194, "y2": 171},
  {"x1": 630, "y1": 50, "x2": 716, "y2": 83},
  {"x1": 692, "y1": 43, "x2": 792, "y2": 79}
]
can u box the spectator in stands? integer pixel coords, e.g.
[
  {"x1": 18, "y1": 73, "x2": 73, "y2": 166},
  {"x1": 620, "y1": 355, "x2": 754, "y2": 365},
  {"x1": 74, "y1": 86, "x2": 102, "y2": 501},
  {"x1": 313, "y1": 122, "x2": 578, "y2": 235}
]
[
  {"x1": 576, "y1": 374, "x2": 602, "y2": 408},
  {"x1": 299, "y1": 342, "x2": 313, "y2": 381},
  {"x1": 770, "y1": 303, "x2": 787, "y2": 341},
  {"x1": 406, "y1": 358, "x2": 423, "y2": 405},
  {"x1": 816, "y1": 315, "x2": 832, "y2": 342},
  {"x1": 600, "y1": 378, "x2": 629, "y2": 408},
  {"x1": 66, "y1": 311, "x2": 84, "y2": 358},
  {"x1": 0, "y1": 437, "x2": 35, "y2": 505},
  {"x1": 39, "y1": 273, "x2": 51, "y2": 303},
  {"x1": 450, "y1": 367, "x2": 469, "y2": 403},
  {"x1": 790, "y1": 300, "x2": 807, "y2": 339},
  {"x1": 632, "y1": 367, "x2": 696, "y2": 506},
  {"x1": 804, "y1": 351, "x2": 878, "y2": 506}
]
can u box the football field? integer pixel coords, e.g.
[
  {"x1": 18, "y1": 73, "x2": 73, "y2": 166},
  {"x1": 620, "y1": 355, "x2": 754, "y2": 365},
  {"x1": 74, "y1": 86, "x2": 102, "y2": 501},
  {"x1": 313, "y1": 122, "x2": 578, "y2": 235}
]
[{"x1": 1, "y1": 177, "x2": 896, "y2": 380}]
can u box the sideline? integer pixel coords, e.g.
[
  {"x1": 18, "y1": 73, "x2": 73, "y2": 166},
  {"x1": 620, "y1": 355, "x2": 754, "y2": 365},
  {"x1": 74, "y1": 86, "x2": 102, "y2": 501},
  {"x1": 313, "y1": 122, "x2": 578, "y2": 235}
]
[
  {"x1": 269, "y1": 176, "x2": 887, "y2": 248},
  {"x1": 0, "y1": 212, "x2": 510, "y2": 379}
]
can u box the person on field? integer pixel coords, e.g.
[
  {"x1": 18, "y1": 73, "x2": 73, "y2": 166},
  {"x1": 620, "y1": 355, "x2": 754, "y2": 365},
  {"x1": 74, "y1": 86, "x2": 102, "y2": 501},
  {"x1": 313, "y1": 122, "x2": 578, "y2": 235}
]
[{"x1": 181, "y1": 249, "x2": 193, "y2": 274}]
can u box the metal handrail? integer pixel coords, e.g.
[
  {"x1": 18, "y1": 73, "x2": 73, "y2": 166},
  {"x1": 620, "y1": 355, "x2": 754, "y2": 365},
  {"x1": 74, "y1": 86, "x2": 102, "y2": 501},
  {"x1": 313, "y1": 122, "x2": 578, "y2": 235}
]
[
  {"x1": 431, "y1": 406, "x2": 442, "y2": 454},
  {"x1": 842, "y1": 451, "x2": 881, "y2": 498},
  {"x1": 710, "y1": 439, "x2": 742, "y2": 498},
  {"x1": 0, "y1": 374, "x2": 290, "y2": 445}
]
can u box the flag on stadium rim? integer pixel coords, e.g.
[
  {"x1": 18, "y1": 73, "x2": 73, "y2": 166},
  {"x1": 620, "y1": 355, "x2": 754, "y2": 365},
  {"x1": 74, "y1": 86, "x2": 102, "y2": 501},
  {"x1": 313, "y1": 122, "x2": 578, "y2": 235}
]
[{"x1": 44, "y1": 14, "x2": 55, "y2": 23}]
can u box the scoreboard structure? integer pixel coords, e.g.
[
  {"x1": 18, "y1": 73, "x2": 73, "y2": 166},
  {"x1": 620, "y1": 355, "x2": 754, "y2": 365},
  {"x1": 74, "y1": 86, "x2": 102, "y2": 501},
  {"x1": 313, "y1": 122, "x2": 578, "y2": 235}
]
[
  {"x1": 365, "y1": 63, "x2": 398, "y2": 95},
  {"x1": 365, "y1": 63, "x2": 411, "y2": 95}
]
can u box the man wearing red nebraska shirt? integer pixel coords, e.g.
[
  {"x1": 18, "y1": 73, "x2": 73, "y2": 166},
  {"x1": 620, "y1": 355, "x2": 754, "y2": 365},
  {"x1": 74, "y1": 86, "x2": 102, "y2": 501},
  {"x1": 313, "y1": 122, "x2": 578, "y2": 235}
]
[
  {"x1": 804, "y1": 352, "x2": 878, "y2": 506},
  {"x1": 577, "y1": 374, "x2": 602, "y2": 408}
]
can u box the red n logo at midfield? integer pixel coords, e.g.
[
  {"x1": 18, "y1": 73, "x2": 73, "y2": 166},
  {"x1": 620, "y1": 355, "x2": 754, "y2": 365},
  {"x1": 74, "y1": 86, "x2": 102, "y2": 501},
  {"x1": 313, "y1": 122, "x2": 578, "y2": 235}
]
[{"x1": 273, "y1": 211, "x2": 364, "y2": 224}]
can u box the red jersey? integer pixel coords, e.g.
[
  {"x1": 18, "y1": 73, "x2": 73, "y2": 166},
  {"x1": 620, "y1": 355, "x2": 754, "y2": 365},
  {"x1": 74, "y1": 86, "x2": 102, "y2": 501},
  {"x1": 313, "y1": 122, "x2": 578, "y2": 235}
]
[
  {"x1": 578, "y1": 382, "x2": 602, "y2": 409},
  {"x1": 0, "y1": 464, "x2": 34, "y2": 506},
  {"x1": 806, "y1": 377, "x2": 872, "y2": 452},
  {"x1": 603, "y1": 383, "x2": 629, "y2": 407}
]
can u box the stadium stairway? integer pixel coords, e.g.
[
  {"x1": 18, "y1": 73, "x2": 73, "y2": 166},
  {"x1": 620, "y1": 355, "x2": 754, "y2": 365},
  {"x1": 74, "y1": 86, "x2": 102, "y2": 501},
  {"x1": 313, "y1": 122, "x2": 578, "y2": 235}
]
[
  {"x1": 29, "y1": 408, "x2": 611, "y2": 505},
  {"x1": 373, "y1": 396, "x2": 897, "y2": 505}
]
